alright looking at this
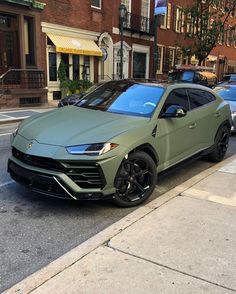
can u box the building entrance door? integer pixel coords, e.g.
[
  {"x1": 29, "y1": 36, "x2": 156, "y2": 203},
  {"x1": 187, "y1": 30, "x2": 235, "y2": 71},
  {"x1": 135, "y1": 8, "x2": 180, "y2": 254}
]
[
  {"x1": 133, "y1": 52, "x2": 146, "y2": 78},
  {"x1": 0, "y1": 14, "x2": 19, "y2": 76}
]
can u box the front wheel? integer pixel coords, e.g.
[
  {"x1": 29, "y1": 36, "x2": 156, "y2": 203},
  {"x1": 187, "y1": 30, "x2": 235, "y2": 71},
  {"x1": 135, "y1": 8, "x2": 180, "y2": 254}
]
[
  {"x1": 206, "y1": 125, "x2": 230, "y2": 162},
  {"x1": 113, "y1": 151, "x2": 157, "y2": 207}
]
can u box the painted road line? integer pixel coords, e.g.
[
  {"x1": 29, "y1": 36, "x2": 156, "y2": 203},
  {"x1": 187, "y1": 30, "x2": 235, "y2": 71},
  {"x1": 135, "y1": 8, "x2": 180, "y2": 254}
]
[
  {"x1": 0, "y1": 132, "x2": 12, "y2": 137},
  {"x1": 0, "y1": 180, "x2": 15, "y2": 188}
]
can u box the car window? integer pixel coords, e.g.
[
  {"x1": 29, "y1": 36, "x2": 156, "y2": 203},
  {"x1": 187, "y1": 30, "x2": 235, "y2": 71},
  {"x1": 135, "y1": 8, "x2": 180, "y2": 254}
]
[
  {"x1": 188, "y1": 89, "x2": 216, "y2": 110},
  {"x1": 76, "y1": 82, "x2": 165, "y2": 118},
  {"x1": 181, "y1": 71, "x2": 194, "y2": 81},
  {"x1": 222, "y1": 76, "x2": 230, "y2": 82},
  {"x1": 162, "y1": 89, "x2": 190, "y2": 113}
]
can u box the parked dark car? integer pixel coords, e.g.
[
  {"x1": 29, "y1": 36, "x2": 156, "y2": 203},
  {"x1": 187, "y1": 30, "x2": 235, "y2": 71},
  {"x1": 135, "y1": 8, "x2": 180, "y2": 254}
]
[
  {"x1": 168, "y1": 67, "x2": 218, "y2": 88},
  {"x1": 219, "y1": 74, "x2": 236, "y2": 85},
  {"x1": 58, "y1": 94, "x2": 83, "y2": 107},
  {"x1": 213, "y1": 84, "x2": 236, "y2": 132},
  {"x1": 58, "y1": 83, "x2": 103, "y2": 107}
]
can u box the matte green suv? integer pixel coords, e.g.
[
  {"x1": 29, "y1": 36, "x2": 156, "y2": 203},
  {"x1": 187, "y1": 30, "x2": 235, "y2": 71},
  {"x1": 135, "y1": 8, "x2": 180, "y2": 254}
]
[{"x1": 8, "y1": 80, "x2": 231, "y2": 207}]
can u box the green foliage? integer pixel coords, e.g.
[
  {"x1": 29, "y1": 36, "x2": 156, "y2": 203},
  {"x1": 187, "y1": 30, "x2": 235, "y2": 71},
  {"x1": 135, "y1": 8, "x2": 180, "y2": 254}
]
[
  {"x1": 178, "y1": 0, "x2": 236, "y2": 64},
  {"x1": 58, "y1": 60, "x2": 93, "y2": 95},
  {"x1": 77, "y1": 79, "x2": 93, "y2": 92},
  {"x1": 61, "y1": 79, "x2": 93, "y2": 95},
  {"x1": 58, "y1": 60, "x2": 67, "y2": 84}
]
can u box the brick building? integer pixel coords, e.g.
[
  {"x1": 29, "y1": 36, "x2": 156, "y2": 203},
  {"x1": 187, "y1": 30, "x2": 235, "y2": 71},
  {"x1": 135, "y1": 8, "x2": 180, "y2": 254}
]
[{"x1": 0, "y1": 0, "x2": 236, "y2": 108}]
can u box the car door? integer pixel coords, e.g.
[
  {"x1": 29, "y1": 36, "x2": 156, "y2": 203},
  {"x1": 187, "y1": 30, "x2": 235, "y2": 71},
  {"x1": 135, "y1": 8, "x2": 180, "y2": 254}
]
[
  {"x1": 187, "y1": 88, "x2": 218, "y2": 150},
  {"x1": 155, "y1": 88, "x2": 199, "y2": 171}
]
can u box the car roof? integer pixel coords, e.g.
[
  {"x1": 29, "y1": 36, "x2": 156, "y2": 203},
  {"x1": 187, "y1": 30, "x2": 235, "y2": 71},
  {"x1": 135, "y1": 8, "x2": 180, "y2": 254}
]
[{"x1": 102, "y1": 79, "x2": 215, "y2": 91}]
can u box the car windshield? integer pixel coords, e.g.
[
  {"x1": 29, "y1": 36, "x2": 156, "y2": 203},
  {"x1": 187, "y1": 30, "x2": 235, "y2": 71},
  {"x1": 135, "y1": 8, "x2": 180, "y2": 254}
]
[
  {"x1": 181, "y1": 71, "x2": 194, "y2": 81},
  {"x1": 214, "y1": 86, "x2": 236, "y2": 101},
  {"x1": 75, "y1": 81, "x2": 165, "y2": 118}
]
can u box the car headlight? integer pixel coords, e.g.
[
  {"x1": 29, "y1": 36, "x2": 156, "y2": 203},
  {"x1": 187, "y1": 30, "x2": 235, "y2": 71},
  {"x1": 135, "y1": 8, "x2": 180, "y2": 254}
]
[{"x1": 66, "y1": 142, "x2": 119, "y2": 156}]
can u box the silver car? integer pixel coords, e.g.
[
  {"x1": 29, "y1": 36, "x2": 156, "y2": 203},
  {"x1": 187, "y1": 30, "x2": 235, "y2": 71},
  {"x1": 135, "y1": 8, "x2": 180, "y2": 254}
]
[{"x1": 213, "y1": 84, "x2": 236, "y2": 131}]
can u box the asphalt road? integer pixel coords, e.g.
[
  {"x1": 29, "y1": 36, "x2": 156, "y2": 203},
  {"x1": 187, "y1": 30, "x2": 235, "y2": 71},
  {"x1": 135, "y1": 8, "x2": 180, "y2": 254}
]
[{"x1": 1, "y1": 122, "x2": 236, "y2": 292}]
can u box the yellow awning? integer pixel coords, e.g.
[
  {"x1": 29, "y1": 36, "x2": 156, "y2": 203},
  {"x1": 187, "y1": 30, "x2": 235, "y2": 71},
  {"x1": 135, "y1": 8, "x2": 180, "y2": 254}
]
[{"x1": 47, "y1": 34, "x2": 102, "y2": 57}]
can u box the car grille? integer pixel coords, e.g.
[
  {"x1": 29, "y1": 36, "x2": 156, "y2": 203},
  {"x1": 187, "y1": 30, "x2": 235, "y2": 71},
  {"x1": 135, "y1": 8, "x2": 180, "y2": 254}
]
[
  {"x1": 12, "y1": 147, "x2": 64, "y2": 172},
  {"x1": 8, "y1": 160, "x2": 73, "y2": 199},
  {"x1": 12, "y1": 148, "x2": 105, "y2": 189},
  {"x1": 65, "y1": 164, "x2": 105, "y2": 189}
]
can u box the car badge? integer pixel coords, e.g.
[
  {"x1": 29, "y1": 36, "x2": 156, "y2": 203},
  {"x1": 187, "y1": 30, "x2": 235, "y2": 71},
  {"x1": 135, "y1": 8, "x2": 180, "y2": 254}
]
[{"x1": 27, "y1": 142, "x2": 33, "y2": 149}]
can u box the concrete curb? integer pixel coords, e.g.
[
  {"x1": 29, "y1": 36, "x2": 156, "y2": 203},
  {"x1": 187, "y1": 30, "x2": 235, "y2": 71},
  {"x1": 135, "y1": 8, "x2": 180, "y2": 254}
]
[{"x1": 4, "y1": 154, "x2": 236, "y2": 294}]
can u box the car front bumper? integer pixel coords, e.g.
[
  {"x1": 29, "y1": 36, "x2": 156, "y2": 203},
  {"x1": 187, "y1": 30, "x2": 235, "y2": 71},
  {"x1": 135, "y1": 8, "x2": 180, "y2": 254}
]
[{"x1": 8, "y1": 146, "x2": 125, "y2": 201}]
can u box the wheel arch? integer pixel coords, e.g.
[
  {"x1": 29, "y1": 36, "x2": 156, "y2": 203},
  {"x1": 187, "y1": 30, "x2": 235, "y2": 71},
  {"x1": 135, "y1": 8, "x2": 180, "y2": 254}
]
[
  {"x1": 217, "y1": 119, "x2": 231, "y2": 135},
  {"x1": 129, "y1": 144, "x2": 159, "y2": 166}
]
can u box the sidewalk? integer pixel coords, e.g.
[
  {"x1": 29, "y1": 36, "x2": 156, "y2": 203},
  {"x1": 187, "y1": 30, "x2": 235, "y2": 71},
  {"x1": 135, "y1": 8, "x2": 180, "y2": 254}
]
[
  {"x1": 4, "y1": 155, "x2": 236, "y2": 294},
  {"x1": 0, "y1": 105, "x2": 57, "y2": 125}
]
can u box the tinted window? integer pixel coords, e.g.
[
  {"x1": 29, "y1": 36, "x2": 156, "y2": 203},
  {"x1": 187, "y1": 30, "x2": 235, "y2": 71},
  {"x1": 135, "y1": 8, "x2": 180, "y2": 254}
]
[
  {"x1": 181, "y1": 71, "x2": 194, "y2": 81},
  {"x1": 76, "y1": 82, "x2": 165, "y2": 118},
  {"x1": 162, "y1": 89, "x2": 190, "y2": 113},
  {"x1": 222, "y1": 76, "x2": 230, "y2": 82},
  {"x1": 188, "y1": 89, "x2": 216, "y2": 110}
]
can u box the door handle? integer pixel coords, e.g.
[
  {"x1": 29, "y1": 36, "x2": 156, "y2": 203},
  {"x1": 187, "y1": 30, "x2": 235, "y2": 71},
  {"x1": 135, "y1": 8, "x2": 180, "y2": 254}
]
[
  {"x1": 215, "y1": 112, "x2": 221, "y2": 117},
  {"x1": 189, "y1": 123, "x2": 196, "y2": 129}
]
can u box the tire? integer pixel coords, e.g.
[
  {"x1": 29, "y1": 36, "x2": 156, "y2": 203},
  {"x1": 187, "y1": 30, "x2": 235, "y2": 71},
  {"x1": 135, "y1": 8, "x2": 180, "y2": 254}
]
[
  {"x1": 206, "y1": 125, "x2": 230, "y2": 162},
  {"x1": 113, "y1": 151, "x2": 157, "y2": 207}
]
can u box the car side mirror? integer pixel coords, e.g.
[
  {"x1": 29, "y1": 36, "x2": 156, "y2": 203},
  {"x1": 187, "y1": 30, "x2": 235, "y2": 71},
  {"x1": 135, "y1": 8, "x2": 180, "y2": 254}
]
[{"x1": 161, "y1": 105, "x2": 187, "y2": 118}]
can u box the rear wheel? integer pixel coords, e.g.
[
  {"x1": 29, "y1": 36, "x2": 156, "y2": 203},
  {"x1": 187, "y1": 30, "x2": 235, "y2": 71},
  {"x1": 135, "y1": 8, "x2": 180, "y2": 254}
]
[
  {"x1": 206, "y1": 125, "x2": 230, "y2": 162},
  {"x1": 113, "y1": 151, "x2": 157, "y2": 207}
]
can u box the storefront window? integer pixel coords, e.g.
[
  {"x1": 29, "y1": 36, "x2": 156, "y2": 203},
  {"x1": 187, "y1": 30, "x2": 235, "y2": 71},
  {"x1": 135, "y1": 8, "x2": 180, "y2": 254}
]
[
  {"x1": 73, "y1": 55, "x2": 80, "y2": 80},
  {"x1": 82, "y1": 56, "x2": 90, "y2": 80},
  {"x1": 61, "y1": 53, "x2": 69, "y2": 79},
  {"x1": 49, "y1": 52, "x2": 57, "y2": 81}
]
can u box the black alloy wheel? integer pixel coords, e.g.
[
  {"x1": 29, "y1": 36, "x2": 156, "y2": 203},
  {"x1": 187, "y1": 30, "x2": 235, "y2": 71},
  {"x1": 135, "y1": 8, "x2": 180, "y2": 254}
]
[
  {"x1": 207, "y1": 125, "x2": 230, "y2": 162},
  {"x1": 113, "y1": 151, "x2": 157, "y2": 207}
]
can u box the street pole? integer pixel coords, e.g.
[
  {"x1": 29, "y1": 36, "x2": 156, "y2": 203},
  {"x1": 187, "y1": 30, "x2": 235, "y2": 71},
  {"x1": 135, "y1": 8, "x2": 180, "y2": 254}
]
[
  {"x1": 153, "y1": 15, "x2": 158, "y2": 79},
  {"x1": 120, "y1": 18, "x2": 124, "y2": 79},
  {"x1": 119, "y1": 4, "x2": 127, "y2": 80}
]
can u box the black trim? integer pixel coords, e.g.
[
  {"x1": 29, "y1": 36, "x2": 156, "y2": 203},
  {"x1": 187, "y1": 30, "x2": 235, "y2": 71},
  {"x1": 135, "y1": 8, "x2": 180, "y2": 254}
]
[{"x1": 8, "y1": 160, "x2": 105, "y2": 200}]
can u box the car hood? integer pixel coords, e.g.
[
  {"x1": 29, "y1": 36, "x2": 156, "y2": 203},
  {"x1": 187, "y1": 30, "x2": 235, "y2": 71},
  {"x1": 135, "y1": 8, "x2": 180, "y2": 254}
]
[{"x1": 18, "y1": 106, "x2": 149, "y2": 146}]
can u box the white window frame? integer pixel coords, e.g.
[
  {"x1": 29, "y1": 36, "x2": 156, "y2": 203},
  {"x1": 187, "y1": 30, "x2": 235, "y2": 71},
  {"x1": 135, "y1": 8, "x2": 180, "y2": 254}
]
[
  {"x1": 160, "y1": 2, "x2": 171, "y2": 29},
  {"x1": 91, "y1": 0, "x2": 101, "y2": 9},
  {"x1": 175, "y1": 6, "x2": 184, "y2": 33},
  {"x1": 156, "y1": 45, "x2": 163, "y2": 74},
  {"x1": 121, "y1": 0, "x2": 131, "y2": 12}
]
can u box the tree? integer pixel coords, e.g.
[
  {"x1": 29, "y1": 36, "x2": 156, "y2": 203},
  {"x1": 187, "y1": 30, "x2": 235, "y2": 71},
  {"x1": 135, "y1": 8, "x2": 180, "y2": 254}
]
[{"x1": 178, "y1": 0, "x2": 236, "y2": 65}]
